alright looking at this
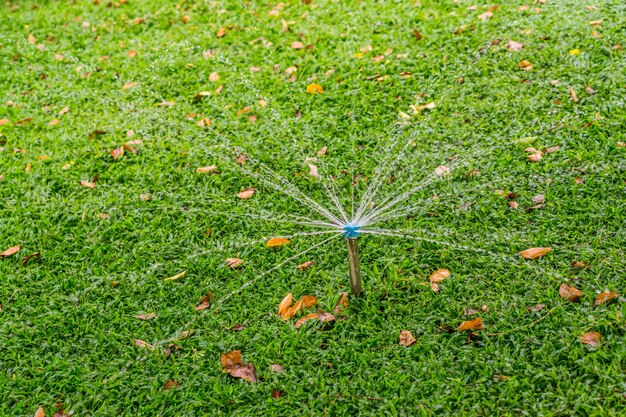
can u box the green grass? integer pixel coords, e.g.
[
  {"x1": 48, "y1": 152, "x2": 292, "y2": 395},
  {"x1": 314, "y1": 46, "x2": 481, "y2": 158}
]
[{"x1": 1, "y1": 0, "x2": 626, "y2": 415}]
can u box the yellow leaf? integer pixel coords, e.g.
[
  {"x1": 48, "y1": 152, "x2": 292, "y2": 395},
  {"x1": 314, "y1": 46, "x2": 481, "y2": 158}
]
[
  {"x1": 569, "y1": 49, "x2": 580, "y2": 55},
  {"x1": 266, "y1": 237, "x2": 291, "y2": 247},
  {"x1": 164, "y1": 270, "x2": 186, "y2": 281},
  {"x1": 306, "y1": 83, "x2": 324, "y2": 94}
]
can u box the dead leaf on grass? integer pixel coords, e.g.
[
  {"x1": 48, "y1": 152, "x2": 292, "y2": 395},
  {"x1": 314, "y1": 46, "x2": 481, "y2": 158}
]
[
  {"x1": 458, "y1": 317, "x2": 485, "y2": 331},
  {"x1": 1, "y1": 245, "x2": 21, "y2": 258},
  {"x1": 399, "y1": 330, "x2": 416, "y2": 346},
  {"x1": 594, "y1": 290, "x2": 619, "y2": 306},
  {"x1": 580, "y1": 331, "x2": 601, "y2": 347},
  {"x1": 135, "y1": 312, "x2": 157, "y2": 321},
  {"x1": 519, "y1": 247, "x2": 551, "y2": 259},
  {"x1": 226, "y1": 258, "x2": 243, "y2": 268},
  {"x1": 266, "y1": 237, "x2": 291, "y2": 247},
  {"x1": 559, "y1": 283, "x2": 583, "y2": 302}
]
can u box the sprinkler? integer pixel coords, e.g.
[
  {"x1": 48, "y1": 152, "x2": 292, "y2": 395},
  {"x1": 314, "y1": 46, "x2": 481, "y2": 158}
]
[{"x1": 343, "y1": 222, "x2": 362, "y2": 295}]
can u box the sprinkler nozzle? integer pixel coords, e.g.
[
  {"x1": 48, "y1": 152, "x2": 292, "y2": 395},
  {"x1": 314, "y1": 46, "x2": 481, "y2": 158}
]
[{"x1": 343, "y1": 222, "x2": 361, "y2": 239}]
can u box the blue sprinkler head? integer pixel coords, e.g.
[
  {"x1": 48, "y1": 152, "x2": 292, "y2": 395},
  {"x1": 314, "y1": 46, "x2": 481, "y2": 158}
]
[{"x1": 342, "y1": 222, "x2": 361, "y2": 239}]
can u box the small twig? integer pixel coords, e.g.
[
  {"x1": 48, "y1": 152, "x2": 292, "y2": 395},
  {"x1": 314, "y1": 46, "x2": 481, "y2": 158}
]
[
  {"x1": 486, "y1": 306, "x2": 557, "y2": 337},
  {"x1": 0, "y1": 288, "x2": 20, "y2": 311}
]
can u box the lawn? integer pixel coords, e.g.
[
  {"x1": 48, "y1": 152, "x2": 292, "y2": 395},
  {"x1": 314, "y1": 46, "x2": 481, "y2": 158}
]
[{"x1": 1, "y1": 0, "x2": 626, "y2": 415}]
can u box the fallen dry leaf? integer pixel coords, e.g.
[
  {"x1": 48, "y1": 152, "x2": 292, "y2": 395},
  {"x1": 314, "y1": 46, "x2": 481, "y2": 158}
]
[
  {"x1": 528, "y1": 303, "x2": 546, "y2": 312},
  {"x1": 507, "y1": 40, "x2": 524, "y2": 51},
  {"x1": 216, "y1": 27, "x2": 228, "y2": 37},
  {"x1": 334, "y1": 292, "x2": 349, "y2": 314},
  {"x1": 297, "y1": 260, "x2": 314, "y2": 271},
  {"x1": 135, "y1": 312, "x2": 157, "y2": 321},
  {"x1": 458, "y1": 317, "x2": 485, "y2": 331},
  {"x1": 429, "y1": 269, "x2": 451, "y2": 283},
  {"x1": 518, "y1": 60, "x2": 533, "y2": 70},
  {"x1": 164, "y1": 270, "x2": 186, "y2": 281},
  {"x1": 238, "y1": 188, "x2": 255, "y2": 199},
  {"x1": 306, "y1": 83, "x2": 324, "y2": 94},
  {"x1": 278, "y1": 293, "x2": 293, "y2": 318},
  {"x1": 284, "y1": 298, "x2": 305, "y2": 320},
  {"x1": 272, "y1": 388, "x2": 285, "y2": 399},
  {"x1": 295, "y1": 313, "x2": 320, "y2": 328},
  {"x1": 111, "y1": 146, "x2": 124, "y2": 160},
  {"x1": 221, "y1": 350, "x2": 256, "y2": 382},
  {"x1": 163, "y1": 380, "x2": 180, "y2": 390},
  {"x1": 209, "y1": 72, "x2": 220, "y2": 82},
  {"x1": 559, "y1": 283, "x2": 583, "y2": 302},
  {"x1": 291, "y1": 41, "x2": 304, "y2": 50},
  {"x1": 221, "y1": 350, "x2": 242, "y2": 368},
  {"x1": 594, "y1": 290, "x2": 619, "y2": 306},
  {"x1": 569, "y1": 86, "x2": 579, "y2": 103},
  {"x1": 519, "y1": 247, "x2": 552, "y2": 260},
  {"x1": 133, "y1": 339, "x2": 153, "y2": 349},
  {"x1": 270, "y1": 364, "x2": 285, "y2": 373},
  {"x1": 526, "y1": 150, "x2": 543, "y2": 162},
  {"x1": 435, "y1": 165, "x2": 451, "y2": 177},
  {"x1": 301, "y1": 295, "x2": 317, "y2": 308},
  {"x1": 478, "y1": 11, "x2": 493, "y2": 20},
  {"x1": 34, "y1": 407, "x2": 45, "y2": 417},
  {"x1": 22, "y1": 251, "x2": 41, "y2": 266},
  {"x1": 1, "y1": 245, "x2": 21, "y2": 258},
  {"x1": 79, "y1": 180, "x2": 96, "y2": 189},
  {"x1": 307, "y1": 163, "x2": 319, "y2": 178},
  {"x1": 226, "y1": 257, "x2": 243, "y2": 268},
  {"x1": 196, "y1": 165, "x2": 218, "y2": 174},
  {"x1": 572, "y1": 261, "x2": 589, "y2": 269},
  {"x1": 122, "y1": 82, "x2": 138, "y2": 89},
  {"x1": 195, "y1": 293, "x2": 213, "y2": 311},
  {"x1": 493, "y1": 374, "x2": 510, "y2": 382},
  {"x1": 532, "y1": 194, "x2": 545, "y2": 204},
  {"x1": 230, "y1": 324, "x2": 246, "y2": 331},
  {"x1": 399, "y1": 330, "x2": 416, "y2": 346},
  {"x1": 266, "y1": 237, "x2": 291, "y2": 248},
  {"x1": 580, "y1": 331, "x2": 601, "y2": 347}
]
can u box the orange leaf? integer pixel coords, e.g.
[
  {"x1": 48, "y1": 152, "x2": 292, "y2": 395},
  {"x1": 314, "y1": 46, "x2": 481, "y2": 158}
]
[
  {"x1": 569, "y1": 86, "x2": 579, "y2": 103},
  {"x1": 519, "y1": 247, "x2": 551, "y2": 259},
  {"x1": 291, "y1": 41, "x2": 304, "y2": 50},
  {"x1": 221, "y1": 350, "x2": 242, "y2": 368},
  {"x1": 294, "y1": 313, "x2": 320, "y2": 328},
  {"x1": 559, "y1": 283, "x2": 583, "y2": 302},
  {"x1": 399, "y1": 330, "x2": 416, "y2": 346},
  {"x1": 196, "y1": 165, "x2": 218, "y2": 174},
  {"x1": 518, "y1": 60, "x2": 533, "y2": 70},
  {"x1": 216, "y1": 27, "x2": 228, "y2": 37},
  {"x1": 195, "y1": 293, "x2": 212, "y2": 311},
  {"x1": 278, "y1": 293, "x2": 293, "y2": 318},
  {"x1": 163, "y1": 379, "x2": 180, "y2": 390},
  {"x1": 572, "y1": 261, "x2": 589, "y2": 269},
  {"x1": 594, "y1": 290, "x2": 619, "y2": 306},
  {"x1": 306, "y1": 83, "x2": 324, "y2": 94},
  {"x1": 334, "y1": 292, "x2": 349, "y2": 314},
  {"x1": 458, "y1": 317, "x2": 485, "y2": 331},
  {"x1": 79, "y1": 180, "x2": 96, "y2": 189},
  {"x1": 111, "y1": 146, "x2": 124, "y2": 160},
  {"x1": 297, "y1": 260, "x2": 314, "y2": 271},
  {"x1": 34, "y1": 407, "x2": 45, "y2": 417},
  {"x1": 226, "y1": 257, "x2": 243, "y2": 268},
  {"x1": 0, "y1": 245, "x2": 20, "y2": 258},
  {"x1": 122, "y1": 82, "x2": 138, "y2": 89},
  {"x1": 227, "y1": 364, "x2": 257, "y2": 382},
  {"x1": 266, "y1": 237, "x2": 291, "y2": 247},
  {"x1": 580, "y1": 331, "x2": 601, "y2": 347},
  {"x1": 238, "y1": 188, "x2": 255, "y2": 199},
  {"x1": 429, "y1": 268, "x2": 451, "y2": 284},
  {"x1": 301, "y1": 295, "x2": 317, "y2": 308}
]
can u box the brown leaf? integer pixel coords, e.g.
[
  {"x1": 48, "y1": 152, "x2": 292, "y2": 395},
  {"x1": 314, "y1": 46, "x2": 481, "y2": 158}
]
[
  {"x1": 111, "y1": 146, "x2": 124, "y2": 160},
  {"x1": 164, "y1": 270, "x2": 186, "y2": 281},
  {"x1": 518, "y1": 60, "x2": 533, "y2": 70},
  {"x1": 226, "y1": 258, "x2": 243, "y2": 268},
  {"x1": 594, "y1": 290, "x2": 620, "y2": 306},
  {"x1": 238, "y1": 188, "x2": 255, "y2": 199},
  {"x1": 266, "y1": 237, "x2": 291, "y2": 248},
  {"x1": 284, "y1": 298, "x2": 305, "y2": 320},
  {"x1": 270, "y1": 364, "x2": 285, "y2": 373},
  {"x1": 278, "y1": 293, "x2": 293, "y2": 318},
  {"x1": 295, "y1": 313, "x2": 320, "y2": 328},
  {"x1": 559, "y1": 283, "x2": 583, "y2": 302},
  {"x1": 163, "y1": 379, "x2": 180, "y2": 390},
  {"x1": 179, "y1": 330, "x2": 195, "y2": 339},
  {"x1": 412, "y1": 30, "x2": 422, "y2": 40},
  {"x1": 478, "y1": 11, "x2": 493, "y2": 20},
  {"x1": 317, "y1": 146, "x2": 327, "y2": 156},
  {"x1": 580, "y1": 331, "x2": 601, "y2": 347},
  {"x1": 300, "y1": 295, "x2": 317, "y2": 308},
  {"x1": 216, "y1": 27, "x2": 228, "y2": 37},
  {"x1": 135, "y1": 312, "x2": 156, "y2": 321},
  {"x1": 209, "y1": 72, "x2": 220, "y2": 82},
  {"x1": 528, "y1": 304, "x2": 546, "y2": 312},
  {"x1": 519, "y1": 247, "x2": 552, "y2": 260},
  {"x1": 21, "y1": 251, "x2": 41, "y2": 266},
  {"x1": 507, "y1": 40, "x2": 524, "y2": 51},
  {"x1": 236, "y1": 153, "x2": 247, "y2": 165},
  {"x1": 545, "y1": 145, "x2": 560, "y2": 154},
  {"x1": 230, "y1": 324, "x2": 246, "y2": 331},
  {"x1": 227, "y1": 363, "x2": 257, "y2": 382},
  {"x1": 429, "y1": 268, "x2": 451, "y2": 284},
  {"x1": 291, "y1": 41, "x2": 304, "y2": 50},
  {"x1": 79, "y1": 180, "x2": 96, "y2": 189},
  {"x1": 458, "y1": 317, "x2": 485, "y2": 331},
  {"x1": 196, "y1": 165, "x2": 218, "y2": 174},
  {"x1": 509, "y1": 201, "x2": 519, "y2": 209},
  {"x1": 272, "y1": 388, "x2": 285, "y2": 399},
  {"x1": 1, "y1": 245, "x2": 21, "y2": 258},
  {"x1": 195, "y1": 293, "x2": 213, "y2": 311},
  {"x1": 435, "y1": 165, "x2": 450, "y2": 177},
  {"x1": 571, "y1": 261, "x2": 589, "y2": 269},
  {"x1": 122, "y1": 82, "x2": 138, "y2": 89},
  {"x1": 133, "y1": 339, "x2": 153, "y2": 349},
  {"x1": 297, "y1": 260, "x2": 314, "y2": 271},
  {"x1": 493, "y1": 375, "x2": 510, "y2": 382},
  {"x1": 569, "y1": 86, "x2": 579, "y2": 103},
  {"x1": 526, "y1": 150, "x2": 543, "y2": 162},
  {"x1": 532, "y1": 194, "x2": 545, "y2": 204},
  {"x1": 399, "y1": 330, "x2": 416, "y2": 346},
  {"x1": 34, "y1": 407, "x2": 45, "y2": 417},
  {"x1": 306, "y1": 83, "x2": 324, "y2": 94},
  {"x1": 334, "y1": 292, "x2": 349, "y2": 314},
  {"x1": 49, "y1": 119, "x2": 60, "y2": 126},
  {"x1": 221, "y1": 350, "x2": 242, "y2": 368},
  {"x1": 307, "y1": 163, "x2": 319, "y2": 178}
]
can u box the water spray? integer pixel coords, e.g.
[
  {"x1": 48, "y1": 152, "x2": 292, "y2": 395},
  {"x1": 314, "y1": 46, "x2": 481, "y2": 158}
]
[{"x1": 342, "y1": 222, "x2": 362, "y2": 295}]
